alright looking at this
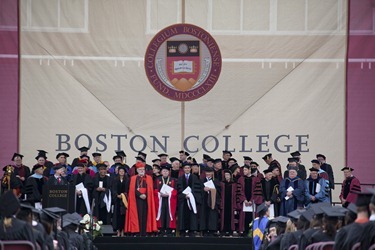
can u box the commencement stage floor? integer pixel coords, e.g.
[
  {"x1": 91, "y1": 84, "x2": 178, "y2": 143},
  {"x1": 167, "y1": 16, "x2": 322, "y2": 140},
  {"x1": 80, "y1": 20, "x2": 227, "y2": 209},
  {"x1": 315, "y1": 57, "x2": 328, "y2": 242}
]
[{"x1": 94, "y1": 236, "x2": 252, "y2": 250}]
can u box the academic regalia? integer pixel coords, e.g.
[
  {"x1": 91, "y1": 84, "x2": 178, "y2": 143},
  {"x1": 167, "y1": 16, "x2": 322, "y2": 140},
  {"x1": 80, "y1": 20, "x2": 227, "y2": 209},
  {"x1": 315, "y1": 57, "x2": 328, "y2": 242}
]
[
  {"x1": 283, "y1": 166, "x2": 307, "y2": 180},
  {"x1": 252, "y1": 216, "x2": 269, "y2": 250},
  {"x1": 280, "y1": 230, "x2": 303, "y2": 250},
  {"x1": 64, "y1": 227, "x2": 85, "y2": 250},
  {"x1": 261, "y1": 177, "x2": 280, "y2": 216},
  {"x1": 109, "y1": 163, "x2": 130, "y2": 176},
  {"x1": 338, "y1": 220, "x2": 368, "y2": 250},
  {"x1": 92, "y1": 174, "x2": 112, "y2": 224},
  {"x1": 71, "y1": 157, "x2": 93, "y2": 169},
  {"x1": 238, "y1": 175, "x2": 263, "y2": 234},
  {"x1": 214, "y1": 169, "x2": 223, "y2": 182},
  {"x1": 125, "y1": 174, "x2": 157, "y2": 235},
  {"x1": 71, "y1": 172, "x2": 93, "y2": 215},
  {"x1": 72, "y1": 168, "x2": 96, "y2": 179},
  {"x1": 0, "y1": 191, "x2": 36, "y2": 247},
  {"x1": 310, "y1": 229, "x2": 335, "y2": 243},
  {"x1": 13, "y1": 164, "x2": 31, "y2": 196},
  {"x1": 153, "y1": 176, "x2": 178, "y2": 231},
  {"x1": 321, "y1": 163, "x2": 334, "y2": 189},
  {"x1": 280, "y1": 177, "x2": 305, "y2": 216},
  {"x1": 304, "y1": 176, "x2": 330, "y2": 206},
  {"x1": 1, "y1": 166, "x2": 23, "y2": 195},
  {"x1": 358, "y1": 221, "x2": 375, "y2": 250},
  {"x1": 220, "y1": 180, "x2": 238, "y2": 232},
  {"x1": 269, "y1": 160, "x2": 282, "y2": 176},
  {"x1": 177, "y1": 173, "x2": 202, "y2": 233},
  {"x1": 24, "y1": 173, "x2": 48, "y2": 206},
  {"x1": 43, "y1": 160, "x2": 55, "y2": 177},
  {"x1": 266, "y1": 234, "x2": 284, "y2": 250},
  {"x1": 199, "y1": 177, "x2": 221, "y2": 234},
  {"x1": 339, "y1": 175, "x2": 361, "y2": 207},
  {"x1": 298, "y1": 227, "x2": 320, "y2": 249},
  {"x1": 111, "y1": 175, "x2": 129, "y2": 232}
]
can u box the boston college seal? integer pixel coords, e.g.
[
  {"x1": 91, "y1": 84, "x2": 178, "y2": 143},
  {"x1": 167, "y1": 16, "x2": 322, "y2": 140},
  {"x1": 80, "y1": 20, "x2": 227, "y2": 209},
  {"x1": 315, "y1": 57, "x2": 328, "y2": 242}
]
[{"x1": 145, "y1": 23, "x2": 222, "y2": 101}]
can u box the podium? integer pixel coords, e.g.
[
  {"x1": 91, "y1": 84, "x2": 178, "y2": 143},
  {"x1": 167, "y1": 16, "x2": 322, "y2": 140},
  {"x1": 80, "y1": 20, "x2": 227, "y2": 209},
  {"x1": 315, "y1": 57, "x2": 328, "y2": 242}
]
[{"x1": 42, "y1": 184, "x2": 75, "y2": 212}]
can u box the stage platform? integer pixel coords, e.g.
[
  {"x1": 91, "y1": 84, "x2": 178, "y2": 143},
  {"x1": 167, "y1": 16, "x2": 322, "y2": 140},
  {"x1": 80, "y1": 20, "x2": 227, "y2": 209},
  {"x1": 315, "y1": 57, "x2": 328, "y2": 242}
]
[{"x1": 94, "y1": 236, "x2": 252, "y2": 250}]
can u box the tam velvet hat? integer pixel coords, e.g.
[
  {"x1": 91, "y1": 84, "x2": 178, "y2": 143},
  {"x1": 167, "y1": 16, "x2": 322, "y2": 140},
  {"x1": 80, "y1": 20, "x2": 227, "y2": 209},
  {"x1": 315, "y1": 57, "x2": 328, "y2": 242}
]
[
  {"x1": 78, "y1": 146, "x2": 90, "y2": 152},
  {"x1": 56, "y1": 152, "x2": 69, "y2": 159},
  {"x1": 11, "y1": 153, "x2": 24, "y2": 161}
]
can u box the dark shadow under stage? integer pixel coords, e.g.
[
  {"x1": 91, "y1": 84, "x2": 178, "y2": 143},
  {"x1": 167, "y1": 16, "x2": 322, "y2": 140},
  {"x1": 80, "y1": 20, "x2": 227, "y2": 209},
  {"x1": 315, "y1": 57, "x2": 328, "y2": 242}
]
[{"x1": 94, "y1": 236, "x2": 252, "y2": 250}]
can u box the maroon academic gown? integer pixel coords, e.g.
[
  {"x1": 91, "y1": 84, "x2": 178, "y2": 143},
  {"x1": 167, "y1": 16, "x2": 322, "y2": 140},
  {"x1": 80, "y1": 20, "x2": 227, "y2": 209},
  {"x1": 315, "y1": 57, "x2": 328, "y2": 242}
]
[
  {"x1": 220, "y1": 180, "x2": 243, "y2": 231},
  {"x1": 237, "y1": 175, "x2": 263, "y2": 232},
  {"x1": 339, "y1": 175, "x2": 361, "y2": 206}
]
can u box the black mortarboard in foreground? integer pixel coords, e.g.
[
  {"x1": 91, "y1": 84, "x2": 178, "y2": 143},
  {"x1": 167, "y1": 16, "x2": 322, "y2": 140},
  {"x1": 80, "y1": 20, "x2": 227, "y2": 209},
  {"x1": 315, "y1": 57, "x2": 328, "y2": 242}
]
[
  {"x1": 287, "y1": 209, "x2": 305, "y2": 220},
  {"x1": 135, "y1": 156, "x2": 146, "y2": 163},
  {"x1": 256, "y1": 203, "x2": 268, "y2": 214},
  {"x1": 138, "y1": 151, "x2": 147, "y2": 159},
  {"x1": 0, "y1": 191, "x2": 20, "y2": 217},
  {"x1": 301, "y1": 209, "x2": 314, "y2": 221},
  {"x1": 287, "y1": 157, "x2": 298, "y2": 163},
  {"x1": 243, "y1": 156, "x2": 252, "y2": 161},
  {"x1": 321, "y1": 206, "x2": 346, "y2": 218},
  {"x1": 355, "y1": 192, "x2": 372, "y2": 207}
]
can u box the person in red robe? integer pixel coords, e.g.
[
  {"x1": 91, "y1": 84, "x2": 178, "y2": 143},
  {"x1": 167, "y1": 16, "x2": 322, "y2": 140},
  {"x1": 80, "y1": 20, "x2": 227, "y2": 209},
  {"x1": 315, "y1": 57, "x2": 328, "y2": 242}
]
[
  {"x1": 153, "y1": 164, "x2": 177, "y2": 236},
  {"x1": 125, "y1": 161, "x2": 157, "y2": 236},
  {"x1": 339, "y1": 167, "x2": 361, "y2": 208}
]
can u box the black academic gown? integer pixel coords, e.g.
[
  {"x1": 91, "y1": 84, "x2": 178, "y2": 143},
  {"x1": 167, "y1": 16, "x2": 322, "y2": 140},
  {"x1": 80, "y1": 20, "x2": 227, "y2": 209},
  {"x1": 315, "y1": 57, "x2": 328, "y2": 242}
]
[
  {"x1": 339, "y1": 222, "x2": 367, "y2": 250},
  {"x1": 199, "y1": 177, "x2": 221, "y2": 233},
  {"x1": 310, "y1": 229, "x2": 335, "y2": 244},
  {"x1": 358, "y1": 221, "x2": 375, "y2": 250},
  {"x1": 0, "y1": 218, "x2": 36, "y2": 247},
  {"x1": 298, "y1": 227, "x2": 320, "y2": 249},
  {"x1": 280, "y1": 230, "x2": 302, "y2": 250},
  {"x1": 111, "y1": 176, "x2": 129, "y2": 231},
  {"x1": 71, "y1": 173, "x2": 93, "y2": 215},
  {"x1": 47, "y1": 175, "x2": 69, "y2": 186},
  {"x1": 93, "y1": 174, "x2": 112, "y2": 224},
  {"x1": 24, "y1": 175, "x2": 48, "y2": 206},
  {"x1": 266, "y1": 234, "x2": 284, "y2": 250},
  {"x1": 64, "y1": 227, "x2": 85, "y2": 250},
  {"x1": 177, "y1": 173, "x2": 202, "y2": 232}
]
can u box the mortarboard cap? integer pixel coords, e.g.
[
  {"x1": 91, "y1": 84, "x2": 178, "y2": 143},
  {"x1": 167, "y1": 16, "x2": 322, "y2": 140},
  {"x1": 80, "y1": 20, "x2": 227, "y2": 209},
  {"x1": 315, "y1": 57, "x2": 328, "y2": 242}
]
[
  {"x1": 287, "y1": 157, "x2": 298, "y2": 163},
  {"x1": 11, "y1": 153, "x2": 24, "y2": 161},
  {"x1": 256, "y1": 203, "x2": 268, "y2": 214},
  {"x1": 137, "y1": 151, "x2": 147, "y2": 159},
  {"x1": 223, "y1": 169, "x2": 232, "y2": 175},
  {"x1": 301, "y1": 209, "x2": 314, "y2": 221},
  {"x1": 341, "y1": 167, "x2": 354, "y2": 171},
  {"x1": 311, "y1": 159, "x2": 320, "y2": 165},
  {"x1": 321, "y1": 206, "x2": 346, "y2": 218},
  {"x1": 117, "y1": 165, "x2": 126, "y2": 172},
  {"x1": 262, "y1": 153, "x2": 272, "y2": 160},
  {"x1": 287, "y1": 209, "x2": 304, "y2": 220},
  {"x1": 169, "y1": 157, "x2": 181, "y2": 163},
  {"x1": 92, "y1": 153, "x2": 101, "y2": 157},
  {"x1": 160, "y1": 164, "x2": 171, "y2": 171},
  {"x1": 273, "y1": 216, "x2": 289, "y2": 225},
  {"x1": 97, "y1": 163, "x2": 107, "y2": 170},
  {"x1": 288, "y1": 166, "x2": 298, "y2": 171},
  {"x1": 309, "y1": 202, "x2": 331, "y2": 215},
  {"x1": 243, "y1": 156, "x2": 252, "y2": 161},
  {"x1": 153, "y1": 164, "x2": 161, "y2": 170},
  {"x1": 263, "y1": 168, "x2": 272, "y2": 174},
  {"x1": 37, "y1": 150, "x2": 48, "y2": 155},
  {"x1": 158, "y1": 153, "x2": 168, "y2": 158},
  {"x1": 206, "y1": 158, "x2": 214, "y2": 163},
  {"x1": 214, "y1": 158, "x2": 222, "y2": 164},
  {"x1": 32, "y1": 164, "x2": 44, "y2": 171},
  {"x1": 230, "y1": 164, "x2": 240, "y2": 173},
  {"x1": 53, "y1": 164, "x2": 65, "y2": 171},
  {"x1": 20, "y1": 201, "x2": 41, "y2": 214},
  {"x1": 45, "y1": 207, "x2": 66, "y2": 215},
  {"x1": 0, "y1": 191, "x2": 20, "y2": 217},
  {"x1": 80, "y1": 154, "x2": 90, "y2": 160},
  {"x1": 41, "y1": 209, "x2": 60, "y2": 222},
  {"x1": 35, "y1": 154, "x2": 47, "y2": 160},
  {"x1": 290, "y1": 151, "x2": 301, "y2": 157},
  {"x1": 56, "y1": 152, "x2": 69, "y2": 159},
  {"x1": 203, "y1": 154, "x2": 211, "y2": 160},
  {"x1": 78, "y1": 146, "x2": 90, "y2": 152},
  {"x1": 113, "y1": 155, "x2": 122, "y2": 161},
  {"x1": 115, "y1": 150, "x2": 126, "y2": 157},
  {"x1": 316, "y1": 154, "x2": 326, "y2": 160},
  {"x1": 250, "y1": 162, "x2": 259, "y2": 166},
  {"x1": 228, "y1": 158, "x2": 237, "y2": 163},
  {"x1": 309, "y1": 167, "x2": 319, "y2": 172},
  {"x1": 135, "y1": 156, "x2": 146, "y2": 163},
  {"x1": 355, "y1": 192, "x2": 372, "y2": 207},
  {"x1": 204, "y1": 166, "x2": 214, "y2": 172},
  {"x1": 152, "y1": 158, "x2": 161, "y2": 163},
  {"x1": 222, "y1": 150, "x2": 232, "y2": 156},
  {"x1": 179, "y1": 150, "x2": 190, "y2": 156}
]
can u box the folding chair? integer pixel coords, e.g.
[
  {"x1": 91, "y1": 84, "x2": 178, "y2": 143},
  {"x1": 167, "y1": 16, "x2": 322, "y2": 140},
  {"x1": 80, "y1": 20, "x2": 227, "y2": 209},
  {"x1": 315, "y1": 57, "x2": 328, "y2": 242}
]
[{"x1": 0, "y1": 240, "x2": 35, "y2": 250}]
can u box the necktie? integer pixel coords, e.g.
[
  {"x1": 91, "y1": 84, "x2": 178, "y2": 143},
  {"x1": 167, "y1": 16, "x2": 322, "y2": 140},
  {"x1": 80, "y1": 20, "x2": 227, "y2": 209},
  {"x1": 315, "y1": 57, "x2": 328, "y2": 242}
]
[
  {"x1": 58, "y1": 177, "x2": 61, "y2": 184},
  {"x1": 185, "y1": 174, "x2": 189, "y2": 185}
]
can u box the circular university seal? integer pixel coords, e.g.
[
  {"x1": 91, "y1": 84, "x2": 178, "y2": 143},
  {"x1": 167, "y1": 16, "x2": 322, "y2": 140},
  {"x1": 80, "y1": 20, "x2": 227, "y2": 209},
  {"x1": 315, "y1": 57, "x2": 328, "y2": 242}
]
[{"x1": 144, "y1": 24, "x2": 222, "y2": 101}]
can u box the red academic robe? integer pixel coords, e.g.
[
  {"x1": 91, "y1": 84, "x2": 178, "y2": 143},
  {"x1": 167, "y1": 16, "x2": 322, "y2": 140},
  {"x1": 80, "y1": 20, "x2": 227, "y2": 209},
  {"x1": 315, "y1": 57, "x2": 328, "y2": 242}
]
[
  {"x1": 339, "y1": 176, "x2": 361, "y2": 204},
  {"x1": 125, "y1": 175, "x2": 157, "y2": 233},
  {"x1": 153, "y1": 177, "x2": 177, "y2": 229}
]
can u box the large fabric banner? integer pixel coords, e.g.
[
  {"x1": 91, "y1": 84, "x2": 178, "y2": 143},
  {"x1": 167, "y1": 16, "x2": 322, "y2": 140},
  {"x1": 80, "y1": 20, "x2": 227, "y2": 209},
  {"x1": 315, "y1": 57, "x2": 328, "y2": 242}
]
[{"x1": 4, "y1": 0, "x2": 368, "y2": 196}]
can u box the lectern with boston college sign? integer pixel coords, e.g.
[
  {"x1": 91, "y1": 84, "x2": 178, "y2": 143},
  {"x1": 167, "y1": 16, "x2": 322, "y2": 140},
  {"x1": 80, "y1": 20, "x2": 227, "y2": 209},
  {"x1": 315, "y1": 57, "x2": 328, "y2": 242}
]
[{"x1": 42, "y1": 184, "x2": 75, "y2": 212}]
